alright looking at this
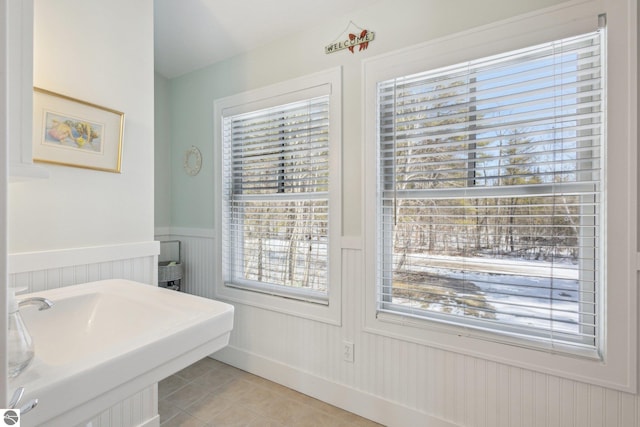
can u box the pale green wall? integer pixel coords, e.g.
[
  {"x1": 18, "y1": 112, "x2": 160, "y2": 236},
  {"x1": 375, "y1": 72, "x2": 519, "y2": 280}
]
[
  {"x1": 155, "y1": 72, "x2": 172, "y2": 230},
  {"x1": 161, "y1": 0, "x2": 567, "y2": 235}
]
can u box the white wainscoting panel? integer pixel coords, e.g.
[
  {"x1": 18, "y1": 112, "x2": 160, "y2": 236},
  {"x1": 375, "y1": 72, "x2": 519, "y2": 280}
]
[
  {"x1": 156, "y1": 231, "x2": 215, "y2": 297},
  {"x1": 157, "y1": 229, "x2": 640, "y2": 427},
  {"x1": 78, "y1": 385, "x2": 158, "y2": 427},
  {"x1": 9, "y1": 241, "x2": 159, "y2": 292}
]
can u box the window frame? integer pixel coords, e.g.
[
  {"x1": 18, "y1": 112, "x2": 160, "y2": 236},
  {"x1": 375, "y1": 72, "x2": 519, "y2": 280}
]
[
  {"x1": 376, "y1": 31, "x2": 603, "y2": 355},
  {"x1": 214, "y1": 67, "x2": 342, "y2": 325},
  {"x1": 363, "y1": 0, "x2": 637, "y2": 392}
]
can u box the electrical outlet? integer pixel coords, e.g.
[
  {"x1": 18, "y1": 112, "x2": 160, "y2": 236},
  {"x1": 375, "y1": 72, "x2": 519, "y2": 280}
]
[{"x1": 343, "y1": 341, "x2": 354, "y2": 363}]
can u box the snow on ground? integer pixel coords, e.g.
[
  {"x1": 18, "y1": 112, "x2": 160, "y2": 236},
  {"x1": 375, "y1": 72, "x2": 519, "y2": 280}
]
[{"x1": 393, "y1": 254, "x2": 584, "y2": 334}]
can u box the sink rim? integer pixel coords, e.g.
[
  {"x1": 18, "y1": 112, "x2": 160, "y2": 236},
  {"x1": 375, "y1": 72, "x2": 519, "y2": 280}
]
[{"x1": 19, "y1": 282, "x2": 216, "y2": 367}]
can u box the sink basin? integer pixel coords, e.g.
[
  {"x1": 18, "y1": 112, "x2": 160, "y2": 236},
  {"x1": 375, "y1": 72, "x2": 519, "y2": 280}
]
[
  {"x1": 9, "y1": 279, "x2": 234, "y2": 427},
  {"x1": 22, "y1": 287, "x2": 198, "y2": 366}
]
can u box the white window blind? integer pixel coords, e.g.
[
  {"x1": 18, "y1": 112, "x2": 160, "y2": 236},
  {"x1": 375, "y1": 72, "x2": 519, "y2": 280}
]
[
  {"x1": 377, "y1": 31, "x2": 603, "y2": 353},
  {"x1": 223, "y1": 96, "x2": 330, "y2": 302}
]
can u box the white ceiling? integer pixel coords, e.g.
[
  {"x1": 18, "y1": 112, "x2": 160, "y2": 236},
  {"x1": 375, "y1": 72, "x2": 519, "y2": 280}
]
[{"x1": 154, "y1": 0, "x2": 376, "y2": 79}]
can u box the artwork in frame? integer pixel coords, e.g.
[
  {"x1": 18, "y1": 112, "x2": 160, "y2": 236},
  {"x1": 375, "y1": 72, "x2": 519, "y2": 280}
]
[{"x1": 33, "y1": 87, "x2": 125, "y2": 173}]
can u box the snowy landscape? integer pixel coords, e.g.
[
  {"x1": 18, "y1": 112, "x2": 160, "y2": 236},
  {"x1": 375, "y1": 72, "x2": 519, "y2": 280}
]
[{"x1": 390, "y1": 253, "x2": 585, "y2": 335}]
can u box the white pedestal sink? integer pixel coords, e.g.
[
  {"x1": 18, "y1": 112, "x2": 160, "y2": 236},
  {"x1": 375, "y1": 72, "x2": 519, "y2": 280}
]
[{"x1": 8, "y1": 279, "x2": 234, "y2": 427}]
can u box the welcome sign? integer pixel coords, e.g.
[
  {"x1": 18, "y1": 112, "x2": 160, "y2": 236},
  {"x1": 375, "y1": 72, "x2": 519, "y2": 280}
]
[{"x1": 325, "y1": 29, "x2": 375, "y2": 54}]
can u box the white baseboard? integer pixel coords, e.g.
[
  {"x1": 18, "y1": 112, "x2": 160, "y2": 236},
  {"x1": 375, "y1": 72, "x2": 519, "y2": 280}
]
[
  {"x1": 213, "y1": 345, "x2": 457, "y2": 427},
  {"x1": 136, "y1": 414, "x2": 160, "y2": 427}
]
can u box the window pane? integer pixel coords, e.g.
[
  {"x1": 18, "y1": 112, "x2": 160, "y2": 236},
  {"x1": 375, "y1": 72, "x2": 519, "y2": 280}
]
[
  {"x1": 377, "y1": 31, "x2": 602, "y2": 349},
  {"x1": 224, "y1": 96, "x2": 330, "y2": 297},
  {"x1": 229, "y1": 199, "x2": 328, "y2": 292}
]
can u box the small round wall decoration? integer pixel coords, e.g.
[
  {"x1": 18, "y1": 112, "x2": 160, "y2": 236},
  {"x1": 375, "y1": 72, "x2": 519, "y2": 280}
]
[{"x1": 183, "y1": 145, "x2": 202, "y2": 176}]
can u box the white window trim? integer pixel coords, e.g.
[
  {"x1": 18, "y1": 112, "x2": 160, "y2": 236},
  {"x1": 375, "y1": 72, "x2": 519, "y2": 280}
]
[
  {"x1": 214, "y1": 67, "x2": 342, "y2": 325},
  {"x1": 363, "y1": 0, "x2": 637, "y2": 392}
]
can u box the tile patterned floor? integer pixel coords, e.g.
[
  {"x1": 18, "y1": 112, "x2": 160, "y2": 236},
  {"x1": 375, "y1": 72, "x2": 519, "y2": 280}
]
[{"x1": 159, "y1": 357, "x2": 382, "y2": 427}]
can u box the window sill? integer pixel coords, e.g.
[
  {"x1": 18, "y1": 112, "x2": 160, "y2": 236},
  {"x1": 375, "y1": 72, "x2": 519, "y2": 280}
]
[{"x1": 216, "y1": 281, "x2": 341, "y2": 326}]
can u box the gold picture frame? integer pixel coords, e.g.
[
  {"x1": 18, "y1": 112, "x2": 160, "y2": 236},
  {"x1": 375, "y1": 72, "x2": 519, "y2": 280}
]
[{"x1": 33, "y1": 88, "x2": 124, "y2": 173}]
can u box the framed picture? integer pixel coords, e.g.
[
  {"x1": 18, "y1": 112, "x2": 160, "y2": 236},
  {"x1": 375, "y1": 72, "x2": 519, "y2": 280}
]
[{"x1": 33, "y1": 88, "x2": 125, "y2": 173}]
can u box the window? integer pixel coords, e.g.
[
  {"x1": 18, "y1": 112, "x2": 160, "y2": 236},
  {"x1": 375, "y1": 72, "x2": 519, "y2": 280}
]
[
  {"x1": 224, "y1": 96, "x2": 329, "y2": 300},
  {"x1": 376, "y1": 31, "x2": 603, "y2": 356},
  {"x1": 364, "y1": 0, "x2": 637, "y2": 392},
  {"x1": 214, "y1": 68, "x2": 342, "y2": 324}
]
